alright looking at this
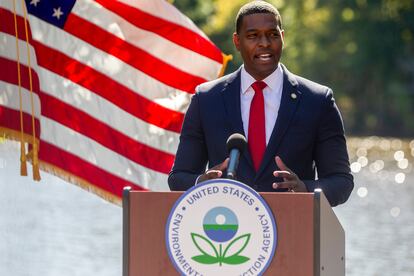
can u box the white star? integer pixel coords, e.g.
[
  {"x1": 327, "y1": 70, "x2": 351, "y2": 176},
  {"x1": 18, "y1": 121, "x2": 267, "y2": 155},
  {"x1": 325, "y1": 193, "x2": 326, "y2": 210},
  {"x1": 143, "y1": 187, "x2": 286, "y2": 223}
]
[
  {"x1": 52, "y1": 7, "x2": 64, "y2": 20},
  {"x1": 30, "y1": 0, "x2": 40, "y2": 6}
]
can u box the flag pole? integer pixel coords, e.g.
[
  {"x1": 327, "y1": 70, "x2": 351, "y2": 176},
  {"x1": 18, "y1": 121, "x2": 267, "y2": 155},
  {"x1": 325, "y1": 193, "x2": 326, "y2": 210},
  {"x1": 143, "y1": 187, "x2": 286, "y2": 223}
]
[{"x1": 218, "y1": 53, "x2": 233, "y2": 77}]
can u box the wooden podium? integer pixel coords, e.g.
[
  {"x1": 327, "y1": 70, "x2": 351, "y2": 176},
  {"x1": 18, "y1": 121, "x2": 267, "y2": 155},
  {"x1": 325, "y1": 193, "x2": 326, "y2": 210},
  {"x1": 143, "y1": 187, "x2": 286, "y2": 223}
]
[{"x1": 123, "y1": 188, "x2": 345, "y2": 276}]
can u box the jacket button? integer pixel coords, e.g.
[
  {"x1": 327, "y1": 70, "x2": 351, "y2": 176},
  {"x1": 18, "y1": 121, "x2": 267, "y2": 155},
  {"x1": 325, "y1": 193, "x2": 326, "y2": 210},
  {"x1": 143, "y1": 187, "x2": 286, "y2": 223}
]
[{"x1": 253, "y1": 185, "x2": 259, "y2": 190}]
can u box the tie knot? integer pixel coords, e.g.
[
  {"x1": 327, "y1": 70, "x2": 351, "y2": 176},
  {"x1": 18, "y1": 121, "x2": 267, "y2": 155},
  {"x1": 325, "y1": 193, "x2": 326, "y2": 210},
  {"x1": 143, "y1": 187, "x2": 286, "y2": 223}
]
[{"x1": 251, "y1": 81, "x2": 267, "y2": 93}]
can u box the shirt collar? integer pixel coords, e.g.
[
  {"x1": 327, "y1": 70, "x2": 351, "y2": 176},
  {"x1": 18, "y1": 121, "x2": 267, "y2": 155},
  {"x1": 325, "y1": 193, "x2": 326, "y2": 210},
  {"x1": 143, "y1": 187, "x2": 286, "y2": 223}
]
[{"x1": 240, "y1": 64, "x2": 283, "y2": 94}]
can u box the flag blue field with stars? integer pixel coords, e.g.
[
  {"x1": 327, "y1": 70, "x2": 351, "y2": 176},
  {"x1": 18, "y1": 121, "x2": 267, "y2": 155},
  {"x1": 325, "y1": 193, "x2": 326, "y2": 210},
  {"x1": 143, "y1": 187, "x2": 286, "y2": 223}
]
[{"x1": 25, "y1": 0, "x2": 76, "y2": 28}]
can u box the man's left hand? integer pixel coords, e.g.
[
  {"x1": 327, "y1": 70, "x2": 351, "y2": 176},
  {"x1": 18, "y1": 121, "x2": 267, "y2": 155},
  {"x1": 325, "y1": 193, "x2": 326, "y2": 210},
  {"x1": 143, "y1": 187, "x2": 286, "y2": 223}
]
[{"x1": 272, "y1": 156, "x2": 307, "y2": 192}]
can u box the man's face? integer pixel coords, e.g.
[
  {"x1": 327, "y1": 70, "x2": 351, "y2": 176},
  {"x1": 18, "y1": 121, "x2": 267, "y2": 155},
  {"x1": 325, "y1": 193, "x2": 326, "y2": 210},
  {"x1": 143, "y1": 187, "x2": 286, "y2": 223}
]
[{"x1": 233, "y1": 13, "x2": 284, "y2": 80}]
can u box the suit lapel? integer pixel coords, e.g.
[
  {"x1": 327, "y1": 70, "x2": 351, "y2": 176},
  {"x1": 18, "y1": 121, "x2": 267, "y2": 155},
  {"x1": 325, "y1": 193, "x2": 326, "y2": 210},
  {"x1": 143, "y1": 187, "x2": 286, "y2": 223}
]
[
  {"x1": 221, "y1": 68, "x2": 254, "y2": 169},
  {"x1": 256, "y1": 65, "x2": 301, "y2": 178}
]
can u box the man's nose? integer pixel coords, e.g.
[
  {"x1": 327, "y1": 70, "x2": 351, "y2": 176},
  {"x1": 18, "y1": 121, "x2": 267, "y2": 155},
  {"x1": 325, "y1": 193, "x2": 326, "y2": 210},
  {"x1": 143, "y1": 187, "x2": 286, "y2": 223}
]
[{"x1": 258, "y1": 34, "x2": 271, "y2": 47}]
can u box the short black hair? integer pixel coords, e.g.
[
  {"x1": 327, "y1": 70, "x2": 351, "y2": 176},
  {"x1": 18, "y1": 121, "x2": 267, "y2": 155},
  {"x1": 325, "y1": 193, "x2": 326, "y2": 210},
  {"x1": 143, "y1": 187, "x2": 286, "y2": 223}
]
[{"x1": 235, "y1": 1, "x2": 282, "y2": 34}]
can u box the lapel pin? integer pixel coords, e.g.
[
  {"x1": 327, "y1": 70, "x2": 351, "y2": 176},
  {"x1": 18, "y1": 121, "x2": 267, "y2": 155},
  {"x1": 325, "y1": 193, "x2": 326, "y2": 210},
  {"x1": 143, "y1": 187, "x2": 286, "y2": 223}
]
[{"x1": 290, "y1": 92, "x2": 297, "y2": 99}]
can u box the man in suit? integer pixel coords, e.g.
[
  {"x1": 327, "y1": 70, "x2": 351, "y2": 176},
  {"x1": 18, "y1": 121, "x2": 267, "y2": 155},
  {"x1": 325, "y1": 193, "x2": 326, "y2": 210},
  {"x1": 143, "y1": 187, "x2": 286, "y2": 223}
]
[{"x1": 168, "y1": 1, "x2": 353, "y2": 207}]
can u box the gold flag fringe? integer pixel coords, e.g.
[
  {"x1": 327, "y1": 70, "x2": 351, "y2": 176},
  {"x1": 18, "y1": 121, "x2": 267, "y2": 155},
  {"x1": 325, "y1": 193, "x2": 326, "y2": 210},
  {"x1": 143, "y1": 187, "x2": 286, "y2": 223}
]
[
  {"x1": 0, "y1": 127, "x2": 39, "y2": 175},
  {"x1": 39, "y1": 161, "x2": 123, "y2": 206},
  {"x1": 1, "y1": 128, "x2": 123, "y2": 206},
  {"x1": 32, "y1": 142, "x2": 40, "y2": 181},
  {"x1": 20, "y1": 142, "x2": 28, "y2": 176},
  {"x1": 0, "y1": 128, "x2": 37, "y2": 144},
  {"x1": 218, "y1": 53, "x2": 233, "y2": 77}
]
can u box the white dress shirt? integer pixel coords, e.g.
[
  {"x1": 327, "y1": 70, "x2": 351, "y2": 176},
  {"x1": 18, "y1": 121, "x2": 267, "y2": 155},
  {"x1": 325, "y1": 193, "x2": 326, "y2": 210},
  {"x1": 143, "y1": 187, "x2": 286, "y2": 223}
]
[{"x1": 240, "y1": 65, "x2": 284, "y2": 145}]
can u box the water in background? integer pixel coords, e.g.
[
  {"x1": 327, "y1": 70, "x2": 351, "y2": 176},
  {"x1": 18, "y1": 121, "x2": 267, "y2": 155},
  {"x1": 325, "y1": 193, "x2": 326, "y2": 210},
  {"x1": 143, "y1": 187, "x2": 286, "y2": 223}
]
[
  {"x1": 336, "y1": 137, "x2": 414, "y2": 275},
  {"x1": 0, "y1": 137, "x2": 413, "y2": 276}
]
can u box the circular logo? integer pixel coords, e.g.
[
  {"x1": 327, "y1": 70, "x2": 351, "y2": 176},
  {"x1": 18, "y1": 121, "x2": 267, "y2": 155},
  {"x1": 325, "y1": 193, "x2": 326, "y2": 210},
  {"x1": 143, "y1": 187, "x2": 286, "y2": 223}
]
[
  {"x1": 203, "y1": 207, "x2": 238, "y2": 243},
  {"x1": 165, "y1": 179, "x2": 277, "y2": 276}
]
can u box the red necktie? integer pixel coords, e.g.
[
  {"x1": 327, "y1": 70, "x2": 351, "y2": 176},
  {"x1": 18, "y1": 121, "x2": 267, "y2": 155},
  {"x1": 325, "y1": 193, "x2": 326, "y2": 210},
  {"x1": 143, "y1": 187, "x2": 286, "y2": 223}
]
[{"x1": 248, "y1": 81, "x2": 267, "y2": 172}]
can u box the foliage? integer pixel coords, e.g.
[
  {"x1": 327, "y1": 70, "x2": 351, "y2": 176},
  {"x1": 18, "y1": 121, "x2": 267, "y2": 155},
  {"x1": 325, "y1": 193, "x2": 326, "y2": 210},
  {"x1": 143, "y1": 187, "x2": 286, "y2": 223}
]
[
  {"x1": 171, "y1": 0, "x2": 216, "y2": 27},
  {"x1": 174, "y1": 0, "x2": 414, "y2": 137}
]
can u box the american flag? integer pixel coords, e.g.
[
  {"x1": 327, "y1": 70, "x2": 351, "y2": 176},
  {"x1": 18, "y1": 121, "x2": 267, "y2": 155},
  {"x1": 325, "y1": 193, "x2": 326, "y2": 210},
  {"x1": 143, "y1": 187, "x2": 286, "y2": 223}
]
[{"x1": 0, "y1": 0, "x2": 226, "y2": 203}]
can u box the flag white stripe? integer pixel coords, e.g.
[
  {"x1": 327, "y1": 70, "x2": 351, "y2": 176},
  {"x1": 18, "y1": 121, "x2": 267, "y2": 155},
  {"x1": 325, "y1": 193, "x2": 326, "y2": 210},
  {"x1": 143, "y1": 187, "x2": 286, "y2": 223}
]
[
  {"x1": 117, "y1": 0, "x2": 210, "y2": 40},
  {"x1": 73, "y1": 0, "x2": 222, "y2": 80},
  {"x1": 40, "y1": 116, "x2": 169, "y2": 191},
  {"x1": 0, "y1": 0, "x2": 17, "y2": 13},
  {"x1": 0, "y1": 81, "x2": 41, "y2": 118},
  {"x1": 0, "y1": 33, "x2": 39, "y2": 73}
]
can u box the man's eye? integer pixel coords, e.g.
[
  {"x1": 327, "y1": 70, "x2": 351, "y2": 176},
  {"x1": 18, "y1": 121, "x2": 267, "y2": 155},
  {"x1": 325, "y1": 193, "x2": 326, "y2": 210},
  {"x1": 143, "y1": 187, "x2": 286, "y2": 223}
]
[
  {"x1": 247, "y1": 34, "x2": 257, "y2": 38},
  {"x1": 270, "y1": 32, "x2": 279, "y2": 37}
]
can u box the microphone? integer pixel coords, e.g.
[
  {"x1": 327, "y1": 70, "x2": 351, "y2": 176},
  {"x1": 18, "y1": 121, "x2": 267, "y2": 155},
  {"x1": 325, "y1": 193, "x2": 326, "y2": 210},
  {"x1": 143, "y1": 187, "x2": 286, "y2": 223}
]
[{"x1": 226, "y1": 133, "x2": 247, "y2": 180}]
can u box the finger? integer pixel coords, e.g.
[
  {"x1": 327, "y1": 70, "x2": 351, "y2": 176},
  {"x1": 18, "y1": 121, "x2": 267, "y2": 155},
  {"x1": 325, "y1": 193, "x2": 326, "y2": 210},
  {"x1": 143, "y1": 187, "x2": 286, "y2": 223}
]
[
  {"x1": 206, "y1": 170, "x2": 223, "y2": 179},
  {"x1": 272, "y1": 181, "x2": 297, "y2": 190},
  {"x1": 273, "y1": 170, "x2": 294, "y2": 179},
  {"x1": 198, "y1": 170, "x2": 223, "y2": 183},
  {"x1": 275, "y1": 156, "x2": 292, "y2": 173}
]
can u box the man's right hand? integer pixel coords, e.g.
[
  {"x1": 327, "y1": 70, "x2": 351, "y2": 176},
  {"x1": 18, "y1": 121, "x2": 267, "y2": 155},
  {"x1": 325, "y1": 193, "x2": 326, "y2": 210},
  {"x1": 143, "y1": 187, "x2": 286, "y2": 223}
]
[{"x1": 196, "y1": 158, "x2": 229, "y2": 184}]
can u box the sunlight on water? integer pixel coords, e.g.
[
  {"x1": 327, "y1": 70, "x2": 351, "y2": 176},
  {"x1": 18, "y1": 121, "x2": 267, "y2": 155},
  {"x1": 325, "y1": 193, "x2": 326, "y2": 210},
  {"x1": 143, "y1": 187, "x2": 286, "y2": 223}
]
[
  {"x1": 348, "y1": 137, "x2": 413, "y2": 175},
  {"x1": 350, "y1": 161, "x2": 362, "y2": 173},
  {"x1": 395, "y1": 172, "x2": 406, "y2": 184},
  {"x1": 390, "y1": 207, "x2": 401, "y2": 218},
  {"x1": 394, "y1": 150, "x2": 404, "y2": 161},
  {"x1": 336, "y1": 136, "x2": 414, "y2": 275},
  {"x1": 357, "y1": 156, "x2": 368, "y2": 167},
  {"x1": 357, "y1": 187, "x2": 368, "y2": 198}
]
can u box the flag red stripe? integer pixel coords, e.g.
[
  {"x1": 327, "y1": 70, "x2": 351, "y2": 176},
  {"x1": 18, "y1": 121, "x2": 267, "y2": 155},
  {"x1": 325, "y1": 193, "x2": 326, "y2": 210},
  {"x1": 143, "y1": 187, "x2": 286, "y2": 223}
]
[
  {"x1": 65, "y1": 13, "x2": 205, "y2": 93},
  {"x1": 0, "y1": 56, "x2": 41, "y2": 138},
  {"x1": 38, "y1": 91, "x2": 174, "y2": 174},
  {"x1": 94, "y1": 0, "x2": 223, "y2": 64},
  {"x1": 0, "y1": 8, "x2": 33, "y2": 39},
  {"x1": 39, "y1": 140, "x2": 145, "y2": 198},
  {"x1": 0, "y1": 57, "x2": 40, "y2": 96},
  {"x1": 0, "y1": 105, "x2": 40, "y2": 138}
]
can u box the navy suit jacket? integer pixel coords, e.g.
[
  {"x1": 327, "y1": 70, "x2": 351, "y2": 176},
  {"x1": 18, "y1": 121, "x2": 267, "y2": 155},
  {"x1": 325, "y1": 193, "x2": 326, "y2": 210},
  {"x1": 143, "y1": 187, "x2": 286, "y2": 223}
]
[{"x1": 168, "y1": 65, "x2": 353, "y2": 206}]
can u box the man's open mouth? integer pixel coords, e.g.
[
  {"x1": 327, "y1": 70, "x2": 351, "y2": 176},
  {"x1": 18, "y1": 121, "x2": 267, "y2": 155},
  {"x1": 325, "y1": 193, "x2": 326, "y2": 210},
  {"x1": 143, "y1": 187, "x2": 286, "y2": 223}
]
[{"x1": 255, "y1": 53, "x2": 273, "y2": 61}]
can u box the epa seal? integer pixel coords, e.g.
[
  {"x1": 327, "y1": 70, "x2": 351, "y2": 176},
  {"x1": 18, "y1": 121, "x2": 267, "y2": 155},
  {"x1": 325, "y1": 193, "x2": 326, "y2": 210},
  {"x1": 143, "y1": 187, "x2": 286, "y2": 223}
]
[{"x1": 165, "y1": 179, "x2": 277, "y2": 276}]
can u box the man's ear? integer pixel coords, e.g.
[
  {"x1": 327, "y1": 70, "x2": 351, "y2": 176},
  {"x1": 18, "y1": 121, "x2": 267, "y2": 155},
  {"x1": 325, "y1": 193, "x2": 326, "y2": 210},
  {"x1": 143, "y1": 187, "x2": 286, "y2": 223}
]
[
  {"x1": 280, "y1": 29, "x2": 285, "y2": 49},
  {"x1": 233, "y1": 32, "x2": 240, "y2": 51}
]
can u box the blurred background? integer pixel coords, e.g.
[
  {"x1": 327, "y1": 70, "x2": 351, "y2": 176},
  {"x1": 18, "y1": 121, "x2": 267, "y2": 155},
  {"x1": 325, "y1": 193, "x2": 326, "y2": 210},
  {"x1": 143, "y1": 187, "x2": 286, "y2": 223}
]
[{"x1": 1, "y1": 0, "x2": 414, "y2": 275}]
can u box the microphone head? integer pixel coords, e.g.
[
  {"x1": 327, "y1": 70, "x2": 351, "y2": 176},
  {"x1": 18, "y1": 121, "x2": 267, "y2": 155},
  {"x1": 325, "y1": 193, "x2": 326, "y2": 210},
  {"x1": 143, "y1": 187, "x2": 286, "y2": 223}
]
[{"x1": 226, "y1": 133, "x2": 247, "y2": 153}]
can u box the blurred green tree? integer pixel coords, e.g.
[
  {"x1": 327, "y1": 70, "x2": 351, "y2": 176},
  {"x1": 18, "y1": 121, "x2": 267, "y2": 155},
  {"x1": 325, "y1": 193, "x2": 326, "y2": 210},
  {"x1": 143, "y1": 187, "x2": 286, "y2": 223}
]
[{"x1": 171, "y1": 0, "x2": 216, "y2": 27}]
